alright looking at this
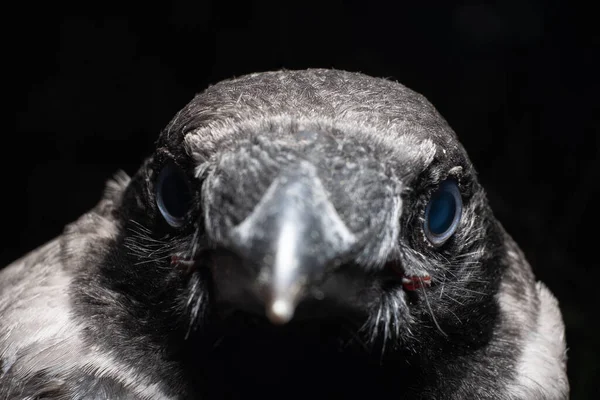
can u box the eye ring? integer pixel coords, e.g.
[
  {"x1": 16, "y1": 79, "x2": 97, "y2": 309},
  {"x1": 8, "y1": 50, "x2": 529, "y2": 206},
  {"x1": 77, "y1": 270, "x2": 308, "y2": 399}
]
[
  {"x1": 424, "y1": 179, "x2": 462, "y2": 246},
  {"x1": 156, "y1": 163, "x2": 193, "y2": 228}
]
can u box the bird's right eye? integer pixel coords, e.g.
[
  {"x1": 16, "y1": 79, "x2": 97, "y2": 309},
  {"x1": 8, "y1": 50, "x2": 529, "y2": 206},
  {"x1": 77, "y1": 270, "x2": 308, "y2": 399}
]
[{"x1": 156, "y1": 163, "x2": 193, "y2": 228}]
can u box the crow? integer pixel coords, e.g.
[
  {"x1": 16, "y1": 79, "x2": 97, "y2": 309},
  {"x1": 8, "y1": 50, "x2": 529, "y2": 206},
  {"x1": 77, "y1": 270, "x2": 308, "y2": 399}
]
[{"x1": 0, "y1": 69, "x2": 568, "y2": 399}]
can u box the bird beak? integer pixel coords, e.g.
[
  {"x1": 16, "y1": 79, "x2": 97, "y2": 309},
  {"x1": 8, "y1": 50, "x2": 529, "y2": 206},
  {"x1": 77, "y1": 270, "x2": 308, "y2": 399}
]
[{"x1": 227, "y1": 162, "x2": 357, "y2": 324}]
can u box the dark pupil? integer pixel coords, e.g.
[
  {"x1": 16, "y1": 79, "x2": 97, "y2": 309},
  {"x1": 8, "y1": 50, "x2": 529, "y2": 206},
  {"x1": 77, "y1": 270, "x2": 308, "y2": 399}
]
[
  {"x1": 428, "y1": 191, "x2": 456, "y2": 235},
  {"x1": 161, "y1": 170, "x2": 191, "y2": 219}
]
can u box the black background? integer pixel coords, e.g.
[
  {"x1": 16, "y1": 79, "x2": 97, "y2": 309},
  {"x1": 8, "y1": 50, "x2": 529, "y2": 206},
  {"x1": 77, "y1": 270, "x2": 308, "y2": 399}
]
[{"x1": 3, "y1": 1, "x2": 598, "y2": 398}]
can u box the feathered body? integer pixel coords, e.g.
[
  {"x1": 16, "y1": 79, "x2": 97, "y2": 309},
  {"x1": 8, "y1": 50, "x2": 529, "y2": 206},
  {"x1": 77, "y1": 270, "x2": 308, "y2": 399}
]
[{"x1": 0, "y1": 70, "x2": 568, "y2": 399}]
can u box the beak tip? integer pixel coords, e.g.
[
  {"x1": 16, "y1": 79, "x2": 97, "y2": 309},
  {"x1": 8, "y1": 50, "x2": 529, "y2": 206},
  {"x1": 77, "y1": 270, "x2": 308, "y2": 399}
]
[{"x1": 266, "y1": 298, "x2": 295, "y2": 325}]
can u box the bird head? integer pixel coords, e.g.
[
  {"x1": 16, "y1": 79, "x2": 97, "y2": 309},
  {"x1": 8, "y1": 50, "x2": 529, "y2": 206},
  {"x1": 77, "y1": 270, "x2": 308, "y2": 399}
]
[{"x1": 82, "y1": 69, "x2": 510, "y2": 395}]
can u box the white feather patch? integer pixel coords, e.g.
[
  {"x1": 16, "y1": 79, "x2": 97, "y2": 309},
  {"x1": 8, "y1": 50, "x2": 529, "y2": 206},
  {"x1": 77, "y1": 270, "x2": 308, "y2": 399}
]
[{"x1": 499, "y1": 278, "x2": 569, "y2": 399}]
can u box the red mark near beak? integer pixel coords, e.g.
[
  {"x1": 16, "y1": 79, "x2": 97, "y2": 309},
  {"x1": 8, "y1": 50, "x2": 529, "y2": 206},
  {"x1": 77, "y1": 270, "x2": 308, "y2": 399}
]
[
  {"x1": 171, "y1": 255, "x2": 196, "y2": 274},
  {"x1": 402, "y1": 274, "x2": 431, "y2": 291}
]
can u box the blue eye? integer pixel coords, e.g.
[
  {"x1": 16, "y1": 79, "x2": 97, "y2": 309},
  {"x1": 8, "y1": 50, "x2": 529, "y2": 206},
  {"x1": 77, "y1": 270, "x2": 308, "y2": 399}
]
[
  {"x1": 156, "y1": 163, "x2": 193, "y2": 227},
  {"x1": 424, "y1": 179, "x2": 462, "y2": 246}
]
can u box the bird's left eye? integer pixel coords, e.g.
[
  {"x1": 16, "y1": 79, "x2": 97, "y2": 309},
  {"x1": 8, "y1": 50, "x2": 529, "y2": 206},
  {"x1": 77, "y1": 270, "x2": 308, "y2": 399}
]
[
  {"x1": 156, "y1": 163, "x2": 193, "y2": 227},
  {"x1": 424, "y1": 179, "x2": 462, "y2": 246}
]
